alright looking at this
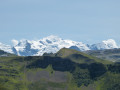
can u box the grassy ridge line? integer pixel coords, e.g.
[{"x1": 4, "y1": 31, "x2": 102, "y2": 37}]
[
  {"x1": 0, "y1": 48, "x2": 119, "y2": 90},
  {"x1": 55, "y1": 48, "x2": 113, "y2": 64}
]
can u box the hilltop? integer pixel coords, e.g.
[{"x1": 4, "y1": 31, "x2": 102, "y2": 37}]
[{"x1": 0, "y1": 48, "x2": 120, "y2": 90}]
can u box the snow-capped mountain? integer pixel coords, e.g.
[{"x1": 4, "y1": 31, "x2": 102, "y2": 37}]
[
  {"x1": 12, "y1": 35, "x2": 89, "y2": 56},
  {"x1": 0, "y1": 36, "x2": 119, "y2": 56},
  {"x1": 89, "y1": 39, "x2": 118, "y2": 50},
  {"x1": 0, "y1": 42, "x2": 13, "y2": 53}
]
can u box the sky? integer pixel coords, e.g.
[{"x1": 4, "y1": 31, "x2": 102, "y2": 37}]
[{"x1": 0, "y1": 0, "x2": 120, "y2": 45}]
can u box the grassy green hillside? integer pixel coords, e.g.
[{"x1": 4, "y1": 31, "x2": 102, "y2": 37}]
[
  {"x1": 0, "y1": 48, "x2": 120, "y2": 90},
  {"x1": 55, "y1": 48, "x2": 112, "y2": 64}
]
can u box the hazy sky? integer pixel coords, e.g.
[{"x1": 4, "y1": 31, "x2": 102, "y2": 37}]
[{"x1": 0, "y1": 0, "x2": 120, "y2": 45}]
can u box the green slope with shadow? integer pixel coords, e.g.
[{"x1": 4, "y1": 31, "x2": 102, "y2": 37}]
[{"x1": 0, "y1": 48, "x2": 120, "y2": 90}]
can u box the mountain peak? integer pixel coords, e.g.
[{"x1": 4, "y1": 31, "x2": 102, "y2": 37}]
[
  {"x1": 12, "y1": 39, "x2": 19, "y2": 46},
  {"x1": 102, "y1": 39, "x2": 118, "y2": 49},
  {"x1": 42, "y1": 35, "x2": 62, "y2": 42},
  {"x1": 55, "y1": 48, "x2": 80, "y2": 57},
  {"x1": 0, "y1": 42, "x2": 13, "y2": 53},
  {"x1": 45, "y1": 35, "x2": 60, "y2": 39},
  {"x1": 0, "y1": 36, "x2": 119, "y2": 56},
  {"x1": 89, "y1": 39, "x2": 118, "y2": 50},
  {"x1": 103, "y1": 39, "x2": 116, "y2": 44}
]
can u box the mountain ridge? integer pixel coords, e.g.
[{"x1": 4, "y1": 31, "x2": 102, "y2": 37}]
[
  {"x1": 0, "y1": 35, "x2": 119, "y2": 56},
  {"x1": 0, "y1": 48, "x2": 119, "y2": 90}
]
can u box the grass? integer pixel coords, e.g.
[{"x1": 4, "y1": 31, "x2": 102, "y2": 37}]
[
  {"x1": 56, "y1": 48, "x2": 113, "y2": 64},
  {"x1": 0, "y1": 48, "x2": 120, "y2": 90}
]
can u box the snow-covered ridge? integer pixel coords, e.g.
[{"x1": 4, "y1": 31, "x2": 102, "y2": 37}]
[
  {"x1": 0, "y1": 35, "x2": 119, "y2": 56},
  {"x1": 89, "y1": 39, "x2": 118, "y2": 50},
  {"x1": 102, "y1": 39, "x2": 118, "y2": 49},
  {"x1": 12, "y1": 35, "x2": 90, "y2": 56},
  {"x1": 0, "y1": 42, "x2": 13, "y2": 54}
]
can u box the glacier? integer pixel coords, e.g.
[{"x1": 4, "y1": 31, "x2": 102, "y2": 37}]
[{"x1": 0, "y1": 35, "x2": 119, "y2": 56}]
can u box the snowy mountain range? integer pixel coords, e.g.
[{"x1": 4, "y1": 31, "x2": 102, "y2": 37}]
[{"x1": 0, "y1": 35, "x2": 119, "y2": 56}]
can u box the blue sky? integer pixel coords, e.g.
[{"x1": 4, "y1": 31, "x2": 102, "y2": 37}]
[{"x1": 0, "y1": 0, "x2": 120, "y2": 45}]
